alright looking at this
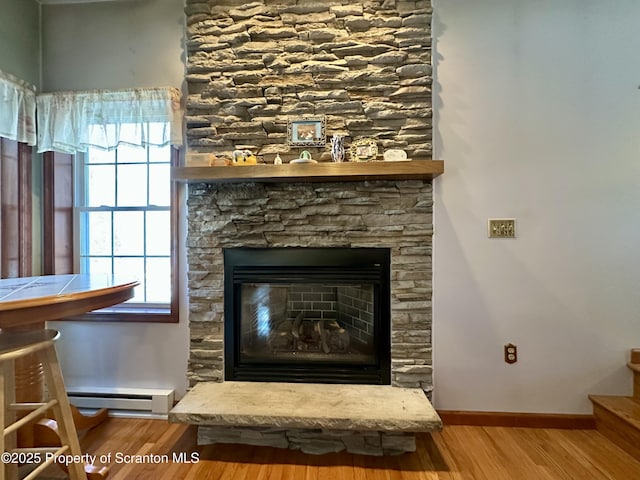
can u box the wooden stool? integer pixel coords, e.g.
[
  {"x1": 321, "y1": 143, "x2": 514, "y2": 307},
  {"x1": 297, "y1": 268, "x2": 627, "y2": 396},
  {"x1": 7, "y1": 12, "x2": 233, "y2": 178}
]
[{"x1": 0, "y1": 329, "x2": 87, "y2": 480}]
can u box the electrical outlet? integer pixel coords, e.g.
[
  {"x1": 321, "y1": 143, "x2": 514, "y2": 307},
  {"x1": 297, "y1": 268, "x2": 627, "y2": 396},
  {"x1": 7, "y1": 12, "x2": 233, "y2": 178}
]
[
  {"x1": 504, "y1": 343, "x2": 517, "y2": 364},
  {"x1": 488, "y1": 219, "x2": 516, "y2": 238}
]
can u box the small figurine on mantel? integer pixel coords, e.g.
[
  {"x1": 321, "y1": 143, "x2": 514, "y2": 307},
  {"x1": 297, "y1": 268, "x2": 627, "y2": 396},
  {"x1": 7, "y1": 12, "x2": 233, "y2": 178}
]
[
  {"x1": 290, "y1": 150, "x2": 317, "y2": 164},
  {"x1": 232, "y1": 149, "x2": 257, "y2": 166},
  {"x1": 331, "y1": 134, "x2": 346, "y2": 162},
  {"x1": 382, "y1": 149, "x2": 408, "y2": 162},
  {"x1": 274, "y1": 153, "x2": 282, "y2": 165},
  {"x1": 208, "y1": 154, "x2": 230, "y2": 166}
]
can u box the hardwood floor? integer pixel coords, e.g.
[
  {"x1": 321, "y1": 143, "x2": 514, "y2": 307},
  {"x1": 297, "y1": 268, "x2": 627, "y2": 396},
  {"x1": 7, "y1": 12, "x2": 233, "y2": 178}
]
[{"x1": 40, "y1": 417, "x2": 640, "y2": 480}]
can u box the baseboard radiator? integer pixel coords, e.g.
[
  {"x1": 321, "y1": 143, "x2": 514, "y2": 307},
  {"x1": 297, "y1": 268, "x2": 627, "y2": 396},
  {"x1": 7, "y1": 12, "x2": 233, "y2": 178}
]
[{"x1": 67, "y1": 387, "x2": 175, "y2": 415}]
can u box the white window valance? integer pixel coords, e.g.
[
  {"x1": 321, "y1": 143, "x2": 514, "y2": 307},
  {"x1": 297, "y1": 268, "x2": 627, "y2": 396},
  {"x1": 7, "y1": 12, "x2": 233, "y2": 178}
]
[
  {"x1": 36, "y1": 87, "x2": 183, "y2": 154},
  {"x1": 0, "y1": 70, "x2": 37, "y2": 146}
]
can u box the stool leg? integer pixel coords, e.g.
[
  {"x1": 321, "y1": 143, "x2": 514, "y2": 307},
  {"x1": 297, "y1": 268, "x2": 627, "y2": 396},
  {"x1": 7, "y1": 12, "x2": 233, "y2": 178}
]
[
  {"x1": 1, "y1": 360, "x2": 5, "y2": 480},
  {"x1": 1, "y1": 359, "x2": 18, "y2": 480},
  {"x1": 14, "y1": 352, "x2": 45, "y2": 449},
  {"x1": 40, "y1": 345, "x2": 88, "y2": 480}
]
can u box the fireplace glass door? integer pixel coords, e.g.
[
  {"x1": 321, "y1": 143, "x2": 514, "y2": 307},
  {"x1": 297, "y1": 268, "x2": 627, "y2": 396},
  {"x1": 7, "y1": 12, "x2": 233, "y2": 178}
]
[{"x1": 224, "y1": 248, "x2": 391, "y2": 384}]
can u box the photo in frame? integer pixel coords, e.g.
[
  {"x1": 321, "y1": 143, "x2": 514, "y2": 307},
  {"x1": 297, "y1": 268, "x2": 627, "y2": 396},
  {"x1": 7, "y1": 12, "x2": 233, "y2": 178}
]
[{"x1": 287, "y1": 116, "x2": 326, "y2": 147}]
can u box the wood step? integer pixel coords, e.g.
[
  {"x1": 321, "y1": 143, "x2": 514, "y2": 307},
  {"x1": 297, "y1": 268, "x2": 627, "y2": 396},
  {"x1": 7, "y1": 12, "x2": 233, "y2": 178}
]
[
  {"x1": 589, "y1": 395, "x2": 640, "y2": 461},
  {"x1": 629, "y1": 362, "x2": 640, "y2": 400},
  {"x1": 630, "y1": 348, "x2": 640, "y2": 364}
]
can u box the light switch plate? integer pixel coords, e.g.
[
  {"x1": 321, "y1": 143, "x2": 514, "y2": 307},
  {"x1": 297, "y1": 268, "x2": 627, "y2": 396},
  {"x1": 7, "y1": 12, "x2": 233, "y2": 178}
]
[{"x1": 488, "y1": 219, "x2": 516, "y2": 238}]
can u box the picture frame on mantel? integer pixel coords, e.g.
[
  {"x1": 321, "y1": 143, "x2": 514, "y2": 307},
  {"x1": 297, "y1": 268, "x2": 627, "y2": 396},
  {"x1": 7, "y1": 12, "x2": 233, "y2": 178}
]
[
  {"x1": 287, "y1": 116, "x2": 326, "y2": 147},
  {"x1": 349, "y1": 137, "x2": 378, "y2": 162}
]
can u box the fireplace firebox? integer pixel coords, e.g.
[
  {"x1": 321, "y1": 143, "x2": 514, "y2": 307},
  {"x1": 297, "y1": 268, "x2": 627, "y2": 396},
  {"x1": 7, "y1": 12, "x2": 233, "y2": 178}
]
[{"x1": 224, "y1": 247, "x2": 391, "y2": 384}]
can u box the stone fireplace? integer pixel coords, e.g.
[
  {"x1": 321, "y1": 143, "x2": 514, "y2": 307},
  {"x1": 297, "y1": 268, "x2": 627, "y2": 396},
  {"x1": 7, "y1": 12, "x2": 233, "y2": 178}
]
[
  {"x1": 178, "y1": 0, "x2": 436, "y2": 454},
  {"x1": 186, "y1": 179, "x2": 433, "y2": 396},
  {"x1": 184, "y1": 0, "x2": 433, "y2": 395}
]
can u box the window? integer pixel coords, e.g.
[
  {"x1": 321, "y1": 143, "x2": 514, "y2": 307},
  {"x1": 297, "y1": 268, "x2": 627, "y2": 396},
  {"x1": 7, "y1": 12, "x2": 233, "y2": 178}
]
[
  {"x1": 37, "y1": 86, "x2": 183, "y2": 322},
  {"x1": 74, "y1": 123, "x2": 178, "y2": 322}
]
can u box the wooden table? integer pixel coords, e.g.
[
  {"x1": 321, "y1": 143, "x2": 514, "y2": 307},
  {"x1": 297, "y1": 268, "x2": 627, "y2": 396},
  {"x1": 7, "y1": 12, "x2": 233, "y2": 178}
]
[
  {"x1": 0, "y1": 274, "x2": 137, "y2": 328},
  {"x1": 0, "y1": 274, "x2": 139, "y2": 479}
]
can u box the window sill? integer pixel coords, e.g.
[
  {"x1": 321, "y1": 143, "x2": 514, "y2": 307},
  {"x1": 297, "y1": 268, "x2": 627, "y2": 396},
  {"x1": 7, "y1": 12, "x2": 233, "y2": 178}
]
[{"x1": 68, "y1": 308, "x2": 178, "y2": 324}]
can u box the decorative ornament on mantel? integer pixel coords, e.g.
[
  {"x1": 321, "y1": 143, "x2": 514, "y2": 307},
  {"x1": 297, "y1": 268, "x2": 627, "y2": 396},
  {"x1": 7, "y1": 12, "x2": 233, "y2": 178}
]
[
  {"x1": 350, "y1": 137, "x2": 379, "y2": 162},
  {"x1": 290, "y1": 150, "x2": 317, "y2": 164},
  {"x1": 232, "y1": 149, "x2": 257, "y2": 166},
  {"x1": 331, "y1": 134, "x2": 346, "y2": 163}
]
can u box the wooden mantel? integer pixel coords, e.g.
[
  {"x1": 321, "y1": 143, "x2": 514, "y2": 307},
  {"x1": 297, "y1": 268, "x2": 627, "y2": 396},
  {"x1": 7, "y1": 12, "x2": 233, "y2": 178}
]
[{"x1": 172, "y1": 159, "x2": 443, "y2": 184}]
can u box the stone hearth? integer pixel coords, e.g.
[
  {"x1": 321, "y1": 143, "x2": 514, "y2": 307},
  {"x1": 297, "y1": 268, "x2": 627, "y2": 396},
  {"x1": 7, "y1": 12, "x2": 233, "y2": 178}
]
[{"x1": 170, "y1": 382, "x2": 442, "y2": 455}]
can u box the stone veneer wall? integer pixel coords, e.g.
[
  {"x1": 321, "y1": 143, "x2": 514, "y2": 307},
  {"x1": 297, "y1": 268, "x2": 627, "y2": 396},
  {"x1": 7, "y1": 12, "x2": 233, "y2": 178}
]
[
  {"x1": 184, "y1": 0, "x2": 435, "y2": 396},
  {"x1": 186, "y1": 180, "x2": 434, "y2": 395},
  {"x1": 184, "y1": 0, "x2": 432, "y2": 162}
]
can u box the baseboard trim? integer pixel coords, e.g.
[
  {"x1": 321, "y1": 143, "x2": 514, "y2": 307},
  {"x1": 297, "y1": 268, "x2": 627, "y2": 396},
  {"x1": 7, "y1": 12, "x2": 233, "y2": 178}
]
[{"x1": 437, "y1": 410, "x2": 596, "y2": 429}]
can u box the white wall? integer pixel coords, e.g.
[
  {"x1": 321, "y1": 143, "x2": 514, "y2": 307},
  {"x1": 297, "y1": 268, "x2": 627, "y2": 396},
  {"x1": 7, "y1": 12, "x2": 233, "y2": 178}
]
[
  {"x1": 0, "y1": 0, "x2": 42, "y2": 285},
  {"x1": 0, "y1": 0, "x2": 40, "y2": 86},
  {"x1": 39, "y1": 0, "x2": 640, "y2": 413},
  {"x1": 41, "y1": 0, "x2": 184, "y2": 91},
  {"x1": 43, "y1": 0, "x2": 190, "y2": 398},
  {"x1": 433, "y1": 0, "x2": 640, "y2": 413}
]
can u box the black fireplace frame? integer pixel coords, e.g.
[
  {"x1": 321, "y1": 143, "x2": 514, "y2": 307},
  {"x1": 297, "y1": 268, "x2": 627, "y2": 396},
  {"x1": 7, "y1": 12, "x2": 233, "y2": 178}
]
[{"x1": 223, "y1": 247, "x2": 391, "y2": 385}]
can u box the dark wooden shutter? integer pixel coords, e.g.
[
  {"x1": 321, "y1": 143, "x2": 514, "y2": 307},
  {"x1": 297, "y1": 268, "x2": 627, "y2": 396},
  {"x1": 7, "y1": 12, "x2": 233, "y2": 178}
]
[
  {"x1": 0, "y1": 138, "x2": 32, "y2": 278},
  {"x1": 42, "y1": 151, "x2": 74, "y2": 275}
]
